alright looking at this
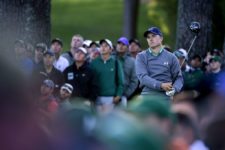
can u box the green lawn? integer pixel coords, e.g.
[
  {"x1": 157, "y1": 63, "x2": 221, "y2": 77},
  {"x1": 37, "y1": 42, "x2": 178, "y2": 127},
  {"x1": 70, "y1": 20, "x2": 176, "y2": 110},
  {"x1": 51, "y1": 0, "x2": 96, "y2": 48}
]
[{"x1": 51, "y1": 0, "x2": 155, "y2": 51}]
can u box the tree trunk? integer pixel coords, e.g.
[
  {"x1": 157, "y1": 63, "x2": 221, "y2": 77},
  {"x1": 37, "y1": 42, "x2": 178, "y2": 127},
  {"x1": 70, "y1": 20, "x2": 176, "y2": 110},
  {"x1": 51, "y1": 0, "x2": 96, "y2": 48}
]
[
  {"x1": 175, "y1": 0, "x2": 214, "y2": 58},
  {"x1": 0, "y1": 0, "x2": 51, "y2": 55},
  {"x1": 223, "y1": 37, "x2": 225, "y2": 57},
  {"x1": 123, "y1": 0, "x2": 139, "y2": 39}
]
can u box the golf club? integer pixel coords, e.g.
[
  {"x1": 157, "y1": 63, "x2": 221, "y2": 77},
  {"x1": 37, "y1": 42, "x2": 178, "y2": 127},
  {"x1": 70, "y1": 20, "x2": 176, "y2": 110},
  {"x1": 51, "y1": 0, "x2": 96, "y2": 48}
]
[
  {"x1": 180, "y1": 21, "x2": 200, "y2": 67},
  {"x1": 166, "y1": 21, "x2": 201, "y2": 97}
]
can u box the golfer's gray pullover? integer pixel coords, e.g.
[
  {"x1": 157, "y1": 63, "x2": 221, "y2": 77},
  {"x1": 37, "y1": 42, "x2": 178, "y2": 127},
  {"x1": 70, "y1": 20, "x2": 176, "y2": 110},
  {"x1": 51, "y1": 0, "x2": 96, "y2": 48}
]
[{"x1": 135, "y1": 49, "x2": 183, "y2": 94}]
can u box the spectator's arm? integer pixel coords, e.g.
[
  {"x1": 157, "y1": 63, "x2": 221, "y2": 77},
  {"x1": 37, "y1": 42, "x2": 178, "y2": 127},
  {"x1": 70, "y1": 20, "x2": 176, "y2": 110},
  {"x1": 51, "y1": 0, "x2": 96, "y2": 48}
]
[
  {"x1": 115, "y1": 60, "x2": 124, "y2": 97},
  {"x1": 124, "y1": 59, "x2": 138, "y2": 97}
]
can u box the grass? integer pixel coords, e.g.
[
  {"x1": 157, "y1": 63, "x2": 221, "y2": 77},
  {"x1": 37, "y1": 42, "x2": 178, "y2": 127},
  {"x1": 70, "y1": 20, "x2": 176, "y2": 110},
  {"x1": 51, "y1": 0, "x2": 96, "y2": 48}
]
[{"x1": 51, "y1": 0, "x2": 156, "y2": 51}]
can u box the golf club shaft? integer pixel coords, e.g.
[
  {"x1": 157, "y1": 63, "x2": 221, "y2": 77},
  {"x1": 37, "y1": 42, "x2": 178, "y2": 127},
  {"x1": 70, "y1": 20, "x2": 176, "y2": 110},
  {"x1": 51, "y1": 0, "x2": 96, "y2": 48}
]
[
  {"x1": 172, "y1": 35, "x2": 198, "y2": 84},
  {"x1": 180, "y1": 35, "x2": 198, "y2": 68}
]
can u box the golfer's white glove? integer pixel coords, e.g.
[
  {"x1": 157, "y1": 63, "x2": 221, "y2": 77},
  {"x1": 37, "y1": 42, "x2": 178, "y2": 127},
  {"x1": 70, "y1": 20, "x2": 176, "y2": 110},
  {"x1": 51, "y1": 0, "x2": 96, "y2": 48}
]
[{"x1": 166, "y1": 88, "x2": 175, "y2": 97}]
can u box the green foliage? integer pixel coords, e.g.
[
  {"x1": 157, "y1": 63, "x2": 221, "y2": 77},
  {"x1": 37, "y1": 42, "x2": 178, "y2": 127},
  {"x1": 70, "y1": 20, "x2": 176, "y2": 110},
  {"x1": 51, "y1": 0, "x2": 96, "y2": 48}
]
[
  {"x1": 146, "y1": 0, "x2": 178, "y2": 50},
  {"x1": 51, "y1": 0, "x2": 178, "y2": 51},
  {"x1": 51, "y1": 0, "x2": 123, "y2": 51},
  {"x1": 52, "y1": 0, "x2": 158, "y2": 51}
]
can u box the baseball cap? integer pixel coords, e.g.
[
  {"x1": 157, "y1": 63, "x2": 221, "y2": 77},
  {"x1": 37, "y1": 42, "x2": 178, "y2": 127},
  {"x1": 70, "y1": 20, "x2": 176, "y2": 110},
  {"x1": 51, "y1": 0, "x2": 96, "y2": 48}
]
[
  {"x1": 209, "y1": 56, "x2": 222, "y2": 63},
  {"x1": 129, "y1": 39, "x2": 141, "y2": 47},
  {"x1": 144, "y1": 27, "x2": 163, "y2": 37},
  {"x1": 83, "y1": 40, "x2": 92, "y2": 48},
  {"x1": 43, "y1": 49, "x2": 55, "y2": 56},
  {"x1": 99, "y1": 39, "x2": 113, "y2": 49},
  {"x1": 117, "y1": 37, "x2": 129, "y2": 46},
  {"x1": 43, "y1": 79, "x2": 55, "y2": 88},
  {"x1": 77, "y1": 47, "x2": 88, "y2": 55},
  {"x1": 90, "y1": 41, "x2": 100, "y2": 47},
  {"x1": 14, "y1": 40, "x2": 26, "y2": 48},
  {"x1": 61, "y1": 83, "x2": 73, "y2": 94},
  {"x1": 51, "y1": 38, "x2": 63, "y2": 47},
  {"x1": 174, "y1": 48, "x2": 188, "y2": 60},
  {"x1": 36, "y1": 43, "x2": 48, "y2": 52}
]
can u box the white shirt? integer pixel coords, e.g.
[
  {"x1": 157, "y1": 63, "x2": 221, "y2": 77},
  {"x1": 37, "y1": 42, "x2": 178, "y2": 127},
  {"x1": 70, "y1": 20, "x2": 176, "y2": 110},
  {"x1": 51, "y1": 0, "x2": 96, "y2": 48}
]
[{"x1": 54, "y1": 56, "x2": 69, "y2": 72}]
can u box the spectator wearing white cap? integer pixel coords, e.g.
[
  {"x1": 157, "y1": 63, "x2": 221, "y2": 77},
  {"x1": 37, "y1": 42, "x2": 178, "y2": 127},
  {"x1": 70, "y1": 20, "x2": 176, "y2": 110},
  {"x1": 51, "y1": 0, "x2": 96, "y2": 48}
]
[
  {"x1": 63, "y1": 47, "x2": 98, "y2": 102},
  {"x1": 83, "y1": 39, "x2": 94, "y2": 62},
  {"x1": 90, "y1": 39, "x2": 124, "y2": 113},
  {"x1": 174, "y1": 48, "x2": 191, "y2": 72},
  {"x1": 83, "y1": 39, "x2": 92, "y2": 53},
  {"x1": 51, "y1": 38, "x2": 69, "y2": 72},
  {"x1": 58, "y1": 83, "x2": 74, "y2": 111}
]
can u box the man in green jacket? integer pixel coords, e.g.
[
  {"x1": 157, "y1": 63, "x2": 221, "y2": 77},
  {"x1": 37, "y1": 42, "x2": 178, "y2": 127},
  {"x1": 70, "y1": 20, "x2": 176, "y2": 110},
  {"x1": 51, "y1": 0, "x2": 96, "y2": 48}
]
[{"x1": 90, "y1": 39, "x2": 124, "y2": 113}]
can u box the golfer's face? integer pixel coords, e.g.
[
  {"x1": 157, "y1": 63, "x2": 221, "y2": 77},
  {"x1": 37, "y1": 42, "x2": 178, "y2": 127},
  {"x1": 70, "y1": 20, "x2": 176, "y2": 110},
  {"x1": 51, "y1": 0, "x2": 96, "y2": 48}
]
[{"x1": 146, "y1": 33, "x2": 163, "y2": 49}]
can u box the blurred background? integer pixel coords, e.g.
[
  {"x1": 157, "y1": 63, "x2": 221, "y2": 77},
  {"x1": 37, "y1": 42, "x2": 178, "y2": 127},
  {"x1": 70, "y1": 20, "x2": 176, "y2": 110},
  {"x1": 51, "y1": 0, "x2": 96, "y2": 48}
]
[
  {"x1": 0, "y1": 0, "x2": 224, "y2": 58},
  {"x1": 51, "y1": 0, "x2": 177, "y2": 50},
  {"x1": 51, "y1": 0, "x2": 225, "y2": 52}
]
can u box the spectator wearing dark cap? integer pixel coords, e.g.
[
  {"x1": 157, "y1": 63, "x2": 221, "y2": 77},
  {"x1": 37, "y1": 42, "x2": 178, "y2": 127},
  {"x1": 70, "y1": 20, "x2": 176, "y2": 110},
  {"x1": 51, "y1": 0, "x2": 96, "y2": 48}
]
[
  {"x1": 63, "y1": 47, "x2": 98, "y2": 102},
  {"x1": 33, "y1": 43, "x2": 48, "y2": 69},
  {"x1": 135, "y1": 27, "x2": 183, "y2": 99},
  {"x1": 90, "y1": 39, "x2": 124, "y2": 113},
  {"x1": 182, "y1": 55, "x2": 204, "y2": 90},
  {"x1": 32, "y1": 50, "x2": 64, "y2": 96},
  {"x1": 90, "y1": 41, "x2": 100, "y2": 49},
  {"x1": 129, "y1": 39, "x2": 141, "y2": 58},
  {"x1": 61, "y1": 34, "x2": 84, "y2": 65},
  {"x1": 204, "y1": 56, "x2": 223, "y2": 89},
  {"x1": 14, "y1": 39, "x2": 34, "y2": 76},
  {"x1": 115, "y1": 37, "x2": 138, "y2": 103},
  {"x1": 51, "y1": 38, "x2": 69, "y2": 72},
  {"x1": 190, "y1": 55, "x2": 203, "y2": 71},
  {"x1": 210, "y1": 49, "x2": 223, "y2": 58},
  {"x1": 209, "y1": 56, "x2": 222, "y2": 74},
  {"x1": 83, "y1": 40, "x2": 92, "y2": 53}
]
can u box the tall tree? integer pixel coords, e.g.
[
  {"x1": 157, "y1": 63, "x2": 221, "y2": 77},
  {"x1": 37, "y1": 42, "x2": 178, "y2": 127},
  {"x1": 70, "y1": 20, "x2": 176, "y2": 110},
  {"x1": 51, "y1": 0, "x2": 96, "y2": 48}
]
[
  {"x1": 223, "y1": 37, "x2": 225, "y2": 55},
  {"x1": 123, "y1": 0, "x2": 139, "y2": 39},
  {"x1": 175, "y1": 0, "x2": 214, "y2": 57},
  {"x1": 0, "y1": 0, "x2": 51, "y2": 54}
]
